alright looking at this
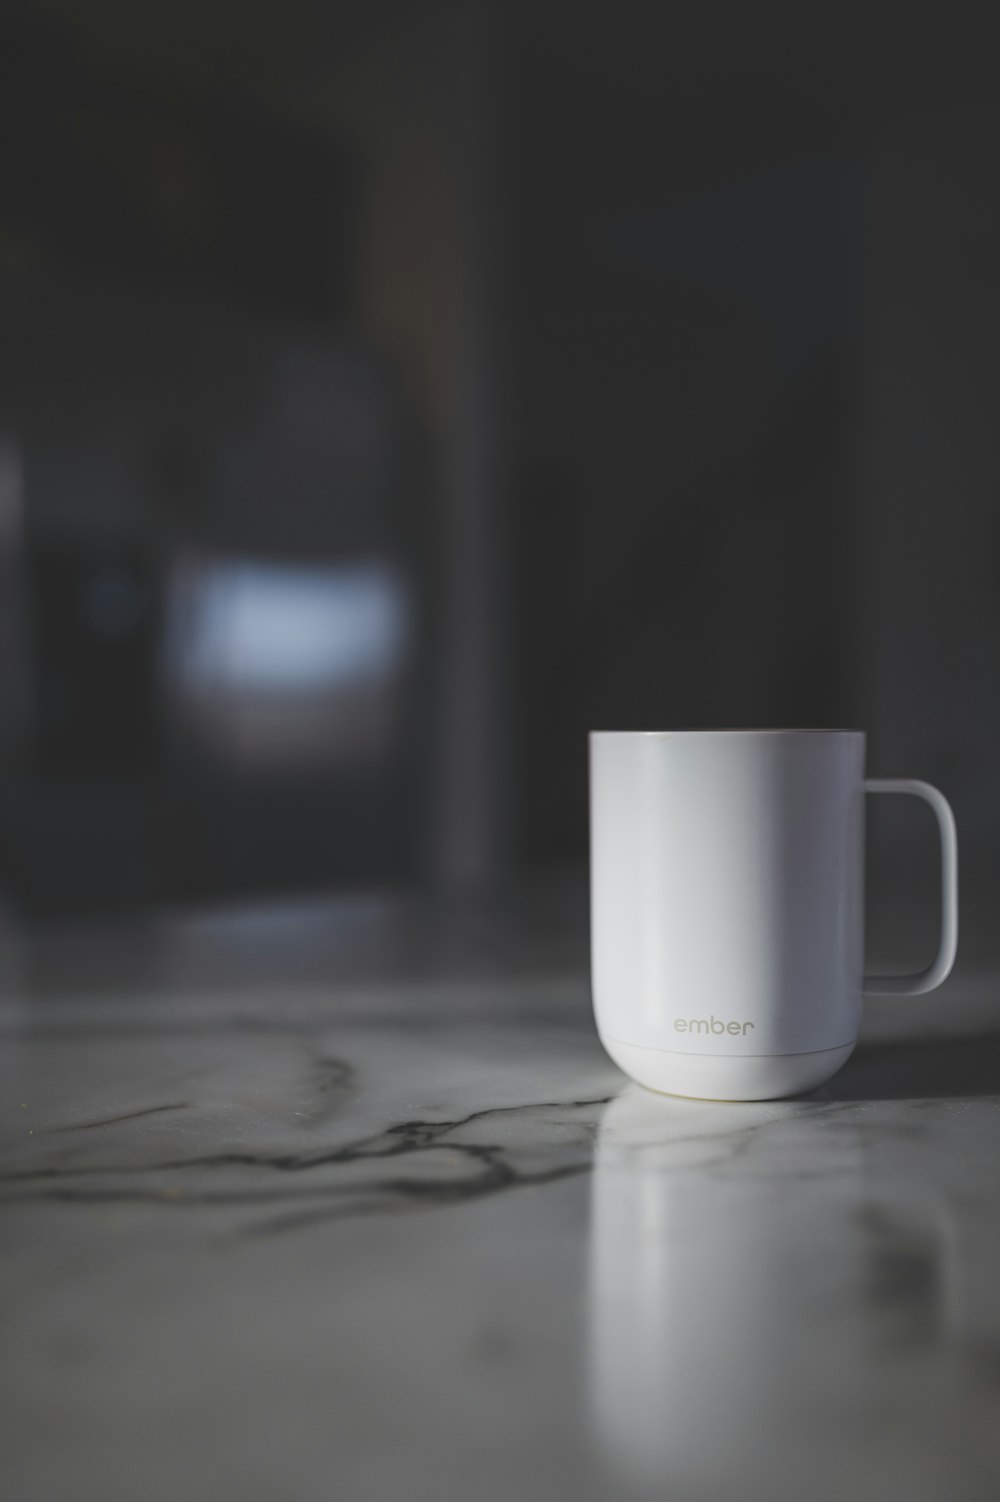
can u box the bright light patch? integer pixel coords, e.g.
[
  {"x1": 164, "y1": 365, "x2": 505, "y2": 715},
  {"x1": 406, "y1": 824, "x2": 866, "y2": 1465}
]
[
  {"x1": 183, "y1": 561, "x2": 408, "y2": 694},
  {"x1": 167, "y1": 558, "x2": 411, "y2": 768}
]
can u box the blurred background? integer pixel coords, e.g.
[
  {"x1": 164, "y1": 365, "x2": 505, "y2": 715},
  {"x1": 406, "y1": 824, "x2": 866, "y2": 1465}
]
[{"x1": 0, "y1": 0, "x2": 997, "y2": 961}]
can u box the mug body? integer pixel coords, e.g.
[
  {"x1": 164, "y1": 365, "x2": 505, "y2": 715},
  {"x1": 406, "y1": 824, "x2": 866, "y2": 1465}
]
[{"x1": 590, "y1": 730, "x2": 866, "y2": 1100}]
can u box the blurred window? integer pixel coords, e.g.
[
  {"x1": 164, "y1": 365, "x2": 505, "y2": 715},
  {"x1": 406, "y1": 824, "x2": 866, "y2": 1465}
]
[{"x1": 167, "y1": 558, "x2": 411, "y2": 771}]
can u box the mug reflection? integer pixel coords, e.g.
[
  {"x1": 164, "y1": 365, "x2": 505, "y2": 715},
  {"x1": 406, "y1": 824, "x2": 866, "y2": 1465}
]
[{"x1": 587, "y1": 1085, "x2": 970, "y2": 1502}]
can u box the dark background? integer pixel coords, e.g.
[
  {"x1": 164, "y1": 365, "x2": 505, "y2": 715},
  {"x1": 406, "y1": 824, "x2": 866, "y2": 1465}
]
[{"x1": 0, "y1": 1, "x2": 997, "y2": 962}]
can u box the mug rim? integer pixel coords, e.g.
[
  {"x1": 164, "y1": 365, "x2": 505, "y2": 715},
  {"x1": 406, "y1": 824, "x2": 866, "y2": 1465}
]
[{"x1": 589, "y1": 728, "x2": 865, "y2": 738}]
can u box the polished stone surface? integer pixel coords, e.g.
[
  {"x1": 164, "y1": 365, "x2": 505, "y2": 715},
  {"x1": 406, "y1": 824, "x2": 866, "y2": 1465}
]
[{"x1": 2, "y1": 894, "x2": 1000, "y2": 1502}]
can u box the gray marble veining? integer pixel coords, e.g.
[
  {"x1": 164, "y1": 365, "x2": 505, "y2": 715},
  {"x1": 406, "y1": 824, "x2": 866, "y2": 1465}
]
[{"x1": 2, "y1": 896, "x2": 1000, "y2": 1502}]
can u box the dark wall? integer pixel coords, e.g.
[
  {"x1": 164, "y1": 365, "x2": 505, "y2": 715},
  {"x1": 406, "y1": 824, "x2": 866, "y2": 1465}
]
[{"x1": 0, "y1": 1, "x2": 998, "y2": 939}]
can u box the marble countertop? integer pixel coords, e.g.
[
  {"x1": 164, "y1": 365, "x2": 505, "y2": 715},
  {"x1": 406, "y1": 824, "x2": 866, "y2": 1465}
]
[{"x1": 2, "y1": 892, "x2": 1000, "y2": 1502}]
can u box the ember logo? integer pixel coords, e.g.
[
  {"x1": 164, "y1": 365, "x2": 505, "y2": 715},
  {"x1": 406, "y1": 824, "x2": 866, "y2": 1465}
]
[{"x1": 674, "y1": 1017, "x2": 755, "y2": 1036}]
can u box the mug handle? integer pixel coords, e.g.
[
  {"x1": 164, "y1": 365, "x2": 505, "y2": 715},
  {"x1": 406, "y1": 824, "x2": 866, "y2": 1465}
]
[{"x1": 863, "y1": 779, "x2": 959, "y2": 996}]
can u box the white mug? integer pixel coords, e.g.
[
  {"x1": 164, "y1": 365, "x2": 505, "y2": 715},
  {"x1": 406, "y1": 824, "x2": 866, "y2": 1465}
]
[{"x1": 589, "y1": 730, "x2": 958, "y2": 1100}]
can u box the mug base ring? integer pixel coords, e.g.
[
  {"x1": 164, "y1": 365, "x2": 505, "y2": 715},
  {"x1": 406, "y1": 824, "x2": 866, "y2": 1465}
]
[{"x1": 599, "y1": 1036, "x2": 856, "y2": 1102}]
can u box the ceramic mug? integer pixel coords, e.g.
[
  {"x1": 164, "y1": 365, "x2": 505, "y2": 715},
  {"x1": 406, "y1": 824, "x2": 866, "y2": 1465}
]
[{"x1": 590, "y1": 730, "x2": 958, "y2": 1100}]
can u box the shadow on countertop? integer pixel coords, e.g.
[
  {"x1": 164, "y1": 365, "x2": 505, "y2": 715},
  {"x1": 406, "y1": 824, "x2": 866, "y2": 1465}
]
[{"x1": 815, "y1": 1033, "x2": 1000, "y2": 1102}]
